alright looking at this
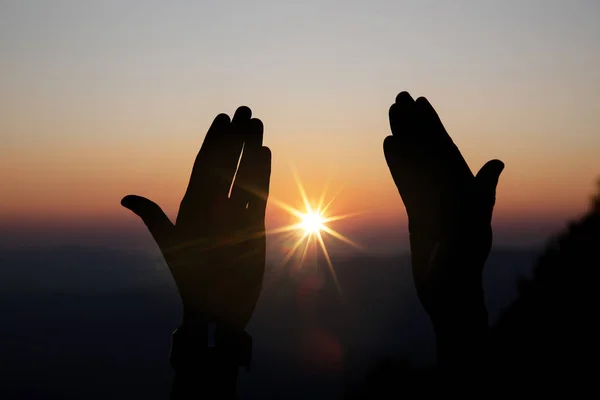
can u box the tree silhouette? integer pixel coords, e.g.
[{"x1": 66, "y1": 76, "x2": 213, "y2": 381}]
[
  {"x1": 348, "y1": 178, "x2": 600, "y2": 396},
  {"x1": 490, "y1": 176, "x2": 599, "y2": 384},
  {"x1": 592, "y1": 178, "x2": 600, "y2": 213}
]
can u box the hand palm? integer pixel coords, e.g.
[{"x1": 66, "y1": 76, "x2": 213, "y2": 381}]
[
  {"x1": 122, "y1": 107, "x2": 271, "y2": 330},
  {"x1": 384, "y1": 92, "x2": 504, "y2": 317}
]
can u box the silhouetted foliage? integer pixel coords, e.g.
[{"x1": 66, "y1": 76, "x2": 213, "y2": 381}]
[
  {"x1": 489, "y1": 177, "x2": 600, "y2": 384},
  {"x1": 352, "y1": 178, "x2": 600, "y2": 395},
  {"x1": 592, "y1": 178, "x2": 600, "y2": 213}
]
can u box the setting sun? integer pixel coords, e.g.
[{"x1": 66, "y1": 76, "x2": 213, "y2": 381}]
[
  {"x1": 300, "y1": 211, "x2": 325, "y2": 234},
  {"x1": 262, "y1": 170, "x2": 363, "y2": 294}
]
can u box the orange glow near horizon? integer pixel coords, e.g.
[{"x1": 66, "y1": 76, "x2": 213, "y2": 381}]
[
  {"x1": 0, "y1": 144, "x2": 596, "y2": 231},
  {"x1": 2, "y1": 1, "x2": 600, "y2": 252},
  {"x1": 1, "y1": 95, "x2": 598, "y2": 247}
]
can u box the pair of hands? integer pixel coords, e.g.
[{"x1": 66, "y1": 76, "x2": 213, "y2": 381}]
[{"x1": 122, "y1": 92, "x2": 504, "y2": 332}]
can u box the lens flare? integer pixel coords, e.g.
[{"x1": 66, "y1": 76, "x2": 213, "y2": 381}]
[{"x1": 264, "y1": 169, "x2": 362, "y2": 294}]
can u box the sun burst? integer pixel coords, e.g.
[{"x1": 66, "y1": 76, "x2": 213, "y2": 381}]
[
  {"x1": 265, "y1": 170, "x2": 362, "y2": 294},
  {"x1": 300, "y1": 210, "x2": 325, "y2": 234}
]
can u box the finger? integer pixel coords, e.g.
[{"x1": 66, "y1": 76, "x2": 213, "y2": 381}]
[
  {"x1": 475, "y1": 159, "x2": 505, "y2": 210},
  {"x1": 414, "y1": 96, "x2": 445, "y2": 135},
  {"x1": 384, "y1": 135, "x2": 418, "y2": 209},
  {"x1": 179, "y1": 108, "x2": 249, "y2": 222},
  {"x1": 388, "y1": 91, "x2": 416, "y2": 139},
  {"x1": 182, "y1": 113, "x2": 231, "y2": 206},
  {"x1": 232, "y1": 105, "x2": 252, "y2": 122},
  {"x1": 395, "y1": 91, "x2": 414, "y2": 105},
  {"x1": 211, "y1": 106, "x2": 251, "y2": 198},
  {"x1": 414, "y1": 96, "x2": 473, "y2": 182},
  {"x1": 247, "y1": 146, "x2": 272, "y2": 224},
  {"x1": 230, "y1": 118, "x2": 264, "y2": 208},
  {"x1": 121, "y1": 195, "x2": 174, "y2": 251},
  {"x1": 245, "y1": 117, "x2": 264, "y2": 147},
  {"x1": 200, "y1": 113, "x2": 232, "y2": 151},
  {"x1": 383, "y1": 135, "x2": 402, "y2": 185}
]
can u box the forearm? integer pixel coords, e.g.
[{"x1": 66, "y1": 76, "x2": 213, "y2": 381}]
[
  {"x1": 430, "y1": 274, "x2": 489, "y2": 371},
  {"x1": 169, "y1": 320, "x2": 251, "y2": 400},
  {"x1": 170, "y1": 357, "x2": 238, "y2": 400},
  {"x1": 432, "y1": 301, "x2": 488, "y2": 369}
]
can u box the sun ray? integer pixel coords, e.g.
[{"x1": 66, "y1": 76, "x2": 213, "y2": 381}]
[
  {"x1": 316, "y1": 232, "x2": 342, "y2": 294},
  {"x1": 279, "y1": 232, "x2": 309, "y2": 267},
  {"x1": 298, "y1": 235, "x2": 312, "y2": 266},
  {"x1": 292, "y1": 169, "x2": 312, "y2": 213},
  {"x1": 260, "y1": 167, "x2": 362, "y2": 298},
  {"x1": 322, "y1": 211, "x2": 362, "y2": 224},
  {"x1": 268, "y1": 229, "x2": 298, "y2": 251},
  {"x1": 265, "y1": 223, "x2": 304, "y2": 236},
  {"x1": 261, "y1": 232, "x2": 298, "y2": 290},
  {"x1": 268, "y1": 196, "x2": 306, "y2": 218},
  {"x1": 320, "y1": 184, "x2": 345, "y2": 215},
  {"x1": 320, "y1": 225, "x2": 363, "y2": 249},
  {"x1": 317, "y1": 180, "x2": 330, "y2": 211}
]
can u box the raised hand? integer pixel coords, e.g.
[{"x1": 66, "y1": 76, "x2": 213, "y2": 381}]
[
  {"x1": 384, "y1": 92, "x2": 504, "y2": 326},
  {"x1": 121, "y1": 106, "x2": 271, "y2": 331}
]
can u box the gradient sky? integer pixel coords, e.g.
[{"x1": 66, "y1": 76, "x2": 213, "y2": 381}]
[{"x1": 1, "y1": 0, "x2": 599, "y2": 252}]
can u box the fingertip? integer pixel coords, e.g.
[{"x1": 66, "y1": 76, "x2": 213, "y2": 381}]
[
  {"x1": 389, "y1": 95, "x2": 416, "y2": 137},
  {"x1": 259, "y1": 146, "x2": 272, "y2": 163},
  {"x1": 250, "y1": 118, "x2": 263, "y2": 130},
  {"x1": 395, "y1": 91, "x2": 414, "y2": 104},
  {"x1": 120, "y1": 194, "x2": 138, "y2": 209},
  {"x1": 383, "y1": 136, "x2": 399, "y2": 159},
  {"x1": 249, "y1": 118, "x2": 264, "y2": 136},
  {"x1": 383, "y1": 135, "x2": 396, "y2": 150},
  {"x1": 119, "y1": 195, "x2": 173, "y2": 247},
  {"x1": 214, "y1": 113, "x2": 231, "y2": 124},
  {"x1": 477, "y1": 159, "x2": 506, "y2": 185},
  {"x1": 388, "y1": 103, "x2": 401, "y2": 129},
  {"x1": 120, "y1": 195, "x2": 155, "y2": 216},
  {"x1": 414, "y1": 96, "x2": 431, "y2": 108},
  {"x1": 492, "y1": 159, "x2": 505, "y2": 171},
  {"x1": 233, "y1": 106, "x2": 252, "y2": 121},
  {"x1": 236, "y1": 118, "x2": 264, "y2": 149},
  {"x1": 485, "y1": 159, "x2": 505, "y2": 175}
]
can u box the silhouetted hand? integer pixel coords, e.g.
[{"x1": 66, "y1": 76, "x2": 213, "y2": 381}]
[
  {"x1": 384, "y1": 92, "x2": 504, "y2": 324},
  {"x1": 121, "y1": 106, "x2": 271, "y2": 331}
]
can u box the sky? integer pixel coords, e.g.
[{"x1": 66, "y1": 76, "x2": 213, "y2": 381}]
[{"x1": 1, "y1": 0, "x2": 599, "y2": 253}]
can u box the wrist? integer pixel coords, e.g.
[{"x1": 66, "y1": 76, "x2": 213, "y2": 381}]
[
  {"x1": 170, "y1": 319, "x2": 252, "y2": 373},
  {"x1": 432, "y1": 305, "x2": 488, "y2": 340},
  {"x1": 431, "y1": 299, "x2": 488, "y2": 368},
  {"x1": 431, "y1": 278, "x2": 488, "y2": 334},
  {"x1": 427, "y1": 271, "x2": 489, "y2": 368}
]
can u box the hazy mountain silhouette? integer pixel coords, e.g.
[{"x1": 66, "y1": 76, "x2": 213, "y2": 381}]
[
  {"x1": 0, "y1": 244, "x2": 538, "y2": 399},
  {"x1": 486, "y1": 181, "x2": 600, "y2": 383}
]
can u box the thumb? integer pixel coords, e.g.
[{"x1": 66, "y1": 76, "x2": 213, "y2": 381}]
[
  {"x1": 121, "y1": 195, "x2": 175, "y2": 250},
  {"x1": 475, "y1": 159, "x2": 505, "y2": 211}
]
